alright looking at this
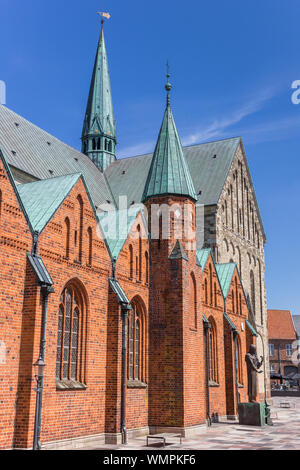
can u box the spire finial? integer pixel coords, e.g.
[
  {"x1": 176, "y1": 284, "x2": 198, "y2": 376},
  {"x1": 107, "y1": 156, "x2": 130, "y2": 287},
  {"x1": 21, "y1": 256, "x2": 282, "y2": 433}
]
[
  {"x1": 97, "y1": 10, "x2": 111, "y2": 26},
  {"x1": 165, "y1": 61, "x2": 172, "y2": 106}
]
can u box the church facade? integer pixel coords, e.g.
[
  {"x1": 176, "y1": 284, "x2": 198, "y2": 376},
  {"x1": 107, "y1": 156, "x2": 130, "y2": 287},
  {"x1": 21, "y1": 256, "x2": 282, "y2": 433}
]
[{"x1": 0, "y1": 23, "x2": 269, "y2": 450}]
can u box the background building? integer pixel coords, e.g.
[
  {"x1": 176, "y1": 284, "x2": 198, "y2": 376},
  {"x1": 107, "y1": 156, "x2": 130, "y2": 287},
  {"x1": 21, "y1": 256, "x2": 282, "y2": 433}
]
[{"x1": 268, "y1": 309, "x2": 298, "y2": 378}]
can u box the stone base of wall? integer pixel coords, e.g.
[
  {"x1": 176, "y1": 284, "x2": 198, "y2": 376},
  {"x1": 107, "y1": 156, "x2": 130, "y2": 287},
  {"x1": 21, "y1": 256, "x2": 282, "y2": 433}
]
[
  {"x1": 42, "y1": 433, "x2": 106, "y2": 450},
  {"x1": 41, "y1": 427, "x2": 150, "y2": 449}
]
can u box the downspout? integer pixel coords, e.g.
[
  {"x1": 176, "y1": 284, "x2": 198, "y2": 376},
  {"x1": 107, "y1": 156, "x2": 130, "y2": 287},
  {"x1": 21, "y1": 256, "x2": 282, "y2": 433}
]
[
  {"x1": 121, "y1": 303, "x2": 130, "y2": 444},
  {"x1": 32, "y1": 232, "x2": 54, "y2": 450},
  {"x1": 203, "y1": 319, "x2": 212, "y2": 426},
  {"x1": 111, "y1": 256, "x2": 129, "y2": 445},
  {"x1": 33, "y1": 283, "x2": 54, "y2": 450}
]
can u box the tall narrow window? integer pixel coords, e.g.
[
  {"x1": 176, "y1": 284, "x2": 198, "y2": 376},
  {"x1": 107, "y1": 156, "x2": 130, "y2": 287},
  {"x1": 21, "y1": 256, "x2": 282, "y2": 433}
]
[
  {"x1": 235, "y1": 278, "x2": 239, "y2": 314},
  {"x1": 232, "y1": 290, "x2": 235, "y2": 313},
  {"x1": 225, "y1": 200, "x2": 228, "y2": 226},
  {"x1": 92, "y1": 138, "x2": 96, "y2": 150},
  {"x1": 127, "y1": 298, "x2": 146, "y2": 383},
  {"x1": 209, "y1": 264, "x2": 213, "y2": 306},
  {"x1": 64, "y1": 217, "x2": 70, "y2": 259},
  {"x1": 56, "y1": 283, "x2": 86, "y2": 383},
  {"x1": 129, "y1": 245, "x2": 133, "y2": 278},
  {"x1": 145, "y1": 251, "x2": 149, "y2": 284},
  {"x1": 137, "y1": 225, "x2": 142, "y2": 281},
  {"x1": 239, "y1": 293, "x2": 242, "y2": 315},
  {"x1": 230, "y1": 185, "x2": 234, "y2": 230},
  {"x1": 214, "y1": 282, "x2": 217, "y2": 308},
  {"x1": 208, "y1": 318, "x2": 218, "y2": 384},
  {"x1": 87, "y1": 227, "x2": 93, "y2": 266},
  {"x1": 190, "y1": 273, "x2": 197, "y2": 329},
  {"x1": 77, "y1": 195, "x2": 84, "y2": 263},
  {"x1": 250, "y1": 270, "x2": 256, "y2": 318},
  {"x1": 204, "y1": 279, "x2": 208, "y2": 305}
]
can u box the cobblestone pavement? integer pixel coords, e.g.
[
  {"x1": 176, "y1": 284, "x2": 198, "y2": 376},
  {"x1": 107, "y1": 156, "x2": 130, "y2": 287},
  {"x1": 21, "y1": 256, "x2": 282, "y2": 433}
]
[{"x1": 86, "y1": 397, "x2": 300, "y2": 451}]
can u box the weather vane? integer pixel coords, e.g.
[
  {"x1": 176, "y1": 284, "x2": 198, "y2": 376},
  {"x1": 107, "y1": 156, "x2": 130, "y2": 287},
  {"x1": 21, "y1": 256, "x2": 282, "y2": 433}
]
[
  {"x1": 166, "y1": 60, "x2": 170, "y2": 78},
  {"x1": 97, "y1": 10, "x2": 111, "y2": 24}
]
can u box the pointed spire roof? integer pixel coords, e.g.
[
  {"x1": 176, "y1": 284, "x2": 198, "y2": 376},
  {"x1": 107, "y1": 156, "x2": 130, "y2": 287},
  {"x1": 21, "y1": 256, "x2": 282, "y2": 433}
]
[
  {"x1": 142, "y1": 72, "x2": 197, "y2": 203},
  {"x1": 82, "y1": 24, "x2": 116, "y2": 139}
]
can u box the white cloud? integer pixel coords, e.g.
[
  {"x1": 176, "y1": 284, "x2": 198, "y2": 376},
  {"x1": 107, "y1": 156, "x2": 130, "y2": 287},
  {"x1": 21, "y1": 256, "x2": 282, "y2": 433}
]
[{"x1": 181, "y1": 88, "x2": 277, "y2": 146}]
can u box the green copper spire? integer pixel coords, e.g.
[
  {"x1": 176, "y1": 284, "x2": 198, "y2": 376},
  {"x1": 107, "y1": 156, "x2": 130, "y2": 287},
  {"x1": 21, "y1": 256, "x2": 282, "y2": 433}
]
[
  {"x1": 142, "y1": 69, "x2": 197, "y2": 203},
  {"x1": 81, "y1": 20, "x2": 116, "y2": 172}
]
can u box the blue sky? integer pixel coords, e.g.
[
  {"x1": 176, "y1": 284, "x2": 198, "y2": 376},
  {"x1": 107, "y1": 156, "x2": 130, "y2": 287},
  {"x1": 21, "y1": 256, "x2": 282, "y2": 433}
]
[{"x1": 1, "y1": 0, "x2": 300, "y2": 314}]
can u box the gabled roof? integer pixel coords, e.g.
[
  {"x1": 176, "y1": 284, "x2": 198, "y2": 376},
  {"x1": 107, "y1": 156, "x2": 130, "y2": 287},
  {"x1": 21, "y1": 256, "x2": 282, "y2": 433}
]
[
  {"x1": 169, "y1": 240, "x2": 188, "y2": 261},
  {"x1": 196, "y1": 248, "x2": 211, "y2": 272},
  {"x1": 82, "y1": 26, "x2": 116, "y2": 140},
  {"x1": 0, "y1": 105, "x2": 114, "y2": 208},
  {"x1": 98, "y1": 206, "x2": 143, "y2": 260},
  {"x1": 105, "y1": 137, "x2": 241, "y2": 208},
  {"x1": 215, "y1": 263, "x2": 236, "y2": 299},
  {"x1": 17, "y1": 173, "x2": 82, "y2": 233},
  {"x1": 224, "y1": 312, "x2": 238, "y2": 332},
  {"x1": 142, "y1": 95, "x2": 197, "y2": 203},
  {"x1": 268, "y1": 310, "x2": 297, "y2": 340},
  {"x1": 0, "y1": 148, "x2": 34, "y2": 235}
]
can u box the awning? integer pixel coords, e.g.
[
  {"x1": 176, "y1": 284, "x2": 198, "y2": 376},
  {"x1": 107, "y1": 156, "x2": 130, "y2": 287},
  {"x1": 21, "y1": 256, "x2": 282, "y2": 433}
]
[
  {"x1": 246, "y1": 319, "x2": 258, "y2": 337},
  {"x1": 27, "y1": 252, "x2": 53, "y2": 286},
  {"x1": 109, "y1": 278, "x2": 131, "y2": 307},
  {"x1": 223, "y1": 312, "x2": 238, "y2": 333}
]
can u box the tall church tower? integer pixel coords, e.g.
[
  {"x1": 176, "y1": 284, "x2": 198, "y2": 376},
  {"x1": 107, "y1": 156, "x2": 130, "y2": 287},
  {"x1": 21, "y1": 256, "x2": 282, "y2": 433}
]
[
  {"x1": 143, "y1": 75, "x2": 205, "y2": 431},
  {"x1": 81, "y1": 19, "x2": 116, "y2": 172}
]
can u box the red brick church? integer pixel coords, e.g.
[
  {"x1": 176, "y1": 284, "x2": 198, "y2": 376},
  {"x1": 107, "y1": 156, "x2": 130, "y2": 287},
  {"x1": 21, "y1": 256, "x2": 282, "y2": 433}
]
[{"x1": 0, "y1": 21, "x2": 265, "y2": 449}]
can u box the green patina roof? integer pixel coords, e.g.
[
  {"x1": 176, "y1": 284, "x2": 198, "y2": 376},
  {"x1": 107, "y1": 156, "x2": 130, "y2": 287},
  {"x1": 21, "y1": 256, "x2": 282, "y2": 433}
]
[
  {"x1": 215, "y1": 263, "x2": 236, "y2": 299},
  {"x1": 82, "y1": 27, "x2": 116, "y2": 140},
  {"x1": 196, "y1": 248, "x2": 211, "y2": 272},
  {"x1": 169, "y1": 240, "x2": 188, "y2": 261},
  {"x1": 105, "y1": 137, "x2": 241, "y2": 208},
  {"x1": 0, "y1": 105, "x2": 114, "y2": 208},
  {"x1": 98, "y1": 206, "x2": 142, "y2": 260},
  {"x1": 246, "y1": 319, "x2": 258, "y2": 337},
  {"x1": 18, "y1": 173, "x2": 82, "y2": 233},
  {"x1": 142, "y1": 96, "x2": 197, "y2": 203},
  {"x1": 223, "y1": 312, "x2": 238, "y2": 332}
]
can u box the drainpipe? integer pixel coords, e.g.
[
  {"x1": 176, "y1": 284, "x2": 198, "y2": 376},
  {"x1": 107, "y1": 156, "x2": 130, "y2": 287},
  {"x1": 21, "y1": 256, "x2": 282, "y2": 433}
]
[
  {"x1": 31, "y1": 231, "x2": 54, "y2": 450},
  {"x1": 121, "y1": 302, "x2": 130, "y2": 444},
  {"x1": 203, "y1": 320, "x2": 212, "y2": 426},
  {"x1": 111, "y1": 256, "x2": 130, "y2": 445},
  {"x1": 233, "y1": 331, "x2": 239, "y2": 414},
  {"x1": 33, "y1": 283, "x2": 54, "y2": 450}
]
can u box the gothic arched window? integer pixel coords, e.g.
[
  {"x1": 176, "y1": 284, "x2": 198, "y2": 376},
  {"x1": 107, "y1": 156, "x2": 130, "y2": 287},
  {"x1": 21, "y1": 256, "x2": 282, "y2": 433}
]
[
  {"x1": 64, "y1": 217, "x2": 70, "y2": 259},
  {"x1": 145, "y1": 251, "x2": 149, "y2": 285},
  {"x1": 129, "y1": 245, "x2": 133, "y2": 278},
  {"x1": 128, "y1": 299, "x2": 146, "y2": 383},
  {"x1": 209, "y1": 264, "x2": 213, "y2": 306},
  {"x1": 250, "y1": 270, "x2": 256, "y2": 318},
  {"x1": 87, "y1": 227, "x2": 93, "y2": 266},
  {"x1": 56, "y1": 283, "x2": 87, "y2": 383},
  {"x1": 204, "y1": 278, "x2": 208, "y2": 305},
  {"x1": 190, "y1": 273, "x2": 197, "y2": 329},
  {"x1": 208, "y1": 318, "x2": 218, "y2": 383},
  {"x1": 77, "y1": 195, "x2": 84, "y2": 263}
]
